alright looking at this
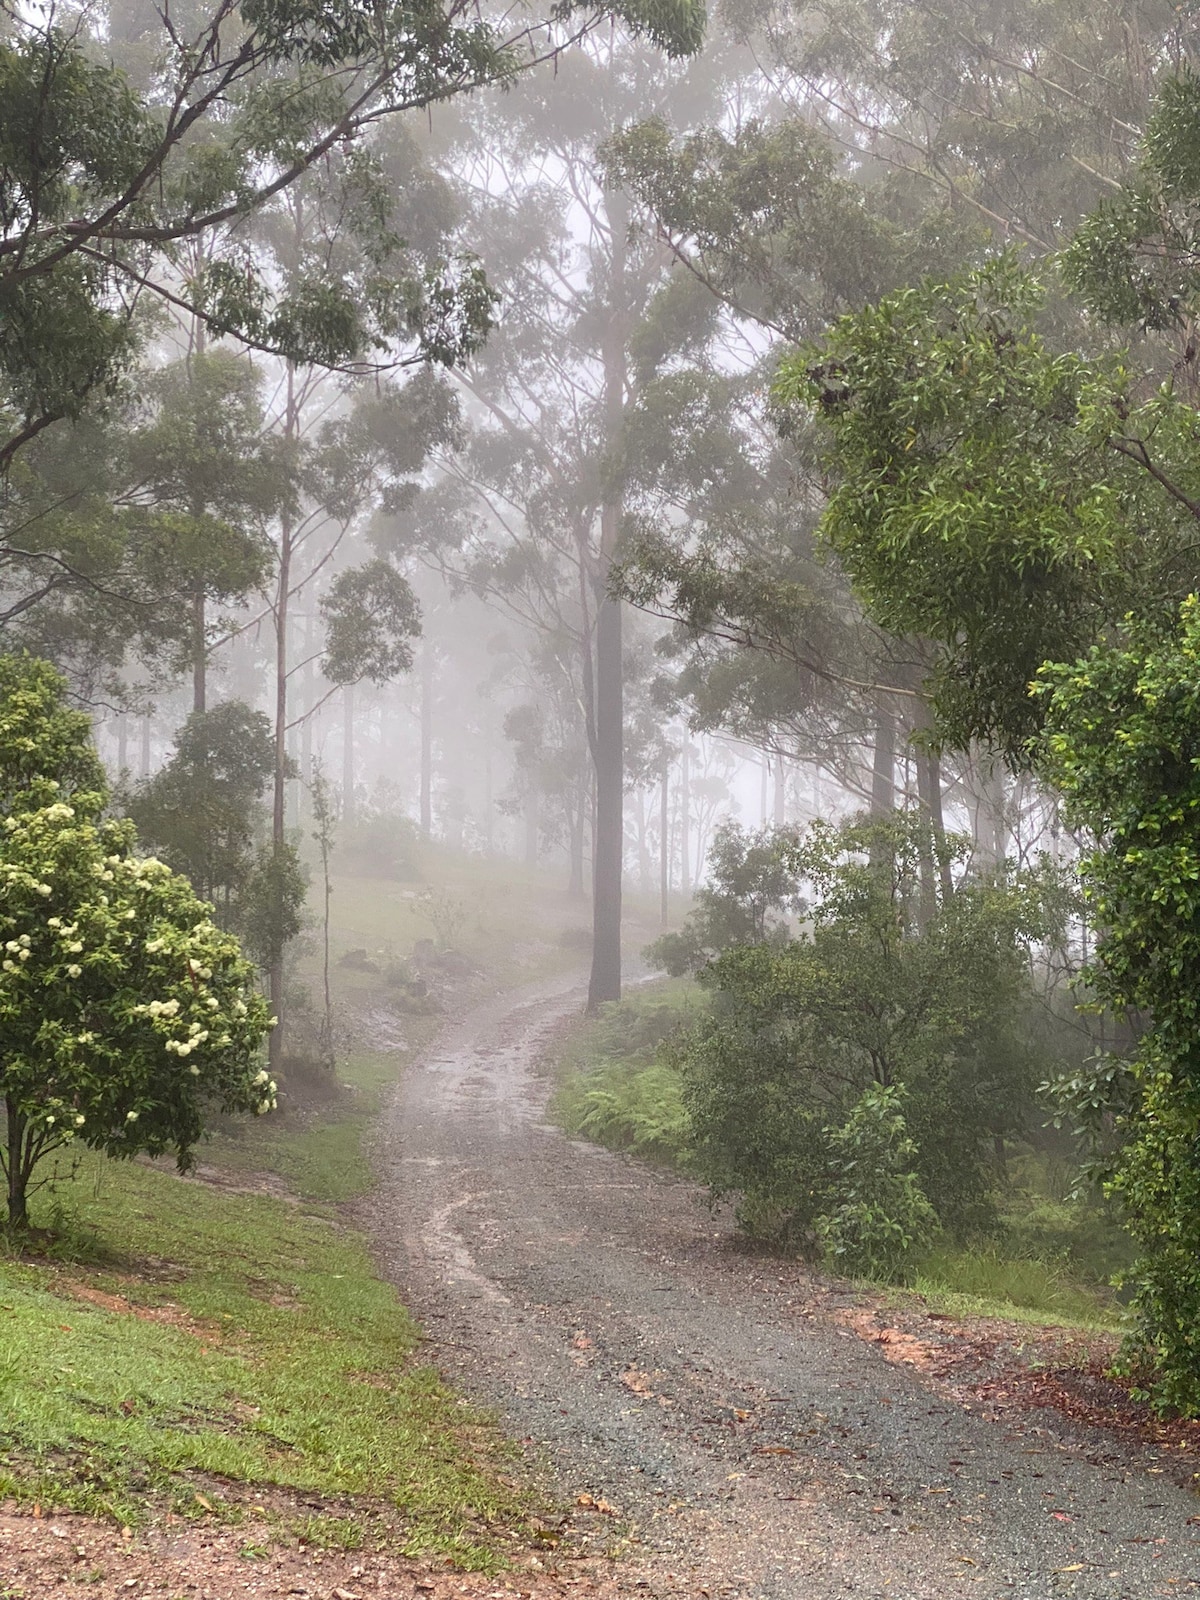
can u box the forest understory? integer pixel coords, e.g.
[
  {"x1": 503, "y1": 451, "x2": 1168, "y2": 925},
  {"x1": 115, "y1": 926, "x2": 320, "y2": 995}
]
[{"x1": 2, "y1": 873, "x2": 1200, "y2": 1599}]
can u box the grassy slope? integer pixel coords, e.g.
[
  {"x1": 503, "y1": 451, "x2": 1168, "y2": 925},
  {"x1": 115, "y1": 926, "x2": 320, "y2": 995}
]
[{"x1": 0, "y1": 849, "x2": 586, "y2": 1563}]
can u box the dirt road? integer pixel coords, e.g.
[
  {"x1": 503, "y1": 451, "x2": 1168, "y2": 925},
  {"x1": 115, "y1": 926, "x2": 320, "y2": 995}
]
[{"x1": 367, "y1": 976, "x2": 1200, "y2": 1599}]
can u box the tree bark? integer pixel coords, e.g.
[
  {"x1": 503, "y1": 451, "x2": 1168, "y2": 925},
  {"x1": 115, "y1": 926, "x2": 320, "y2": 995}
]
[
  {"x1": 679, "y1": 738, "x2": 691, "y2": 901},
  {"x1": 660, "y1": 754, "x2": 670, "y2": 928},
  {"x1": 870, "y1": 693, "x2": 896, "y2": 816},
  {"x1": 568, "y1": 797, "x2": 585, "y2": 898},
  {"x1": 342, "y1": 683, "x2": 355, "y2": 824},
  {"x1": 588, "y1": 585, "x2": 623, "y2": 1008},
  {"x1": 5, "y1": 1099, "x2": 27, "y2": 1230},
  {"x1": 192, "y1": 589, "x2": 207, "y2": 714},
  {"x1": 773, "y1": 756, "x2": 786, "y2": 826},
  {"x1": 586, "y1": 186, "x2": 629, "y2": 1013},
  {"x1": 268, "y1": 366, "x2": 297, "y2": 1075},
  {"x1": 420, "y1": 642, "x2": 434, "y2": 839}
]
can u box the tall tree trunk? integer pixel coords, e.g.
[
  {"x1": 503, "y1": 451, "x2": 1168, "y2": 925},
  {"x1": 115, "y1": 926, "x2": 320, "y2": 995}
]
[
  {"x1": 140, "y1": 714, "x2": 151, "y2": 780},
  {"x1": 760, "y1": 755, "x2": 769, "y2": 826},
  {"x1": 5, "y1": 1099, "x2": 26, "y2": 1231},
  {"x1": 589, "y1": 587, "x2": 623, "y2": 1008},
  {"x1": 300, "y1": 616, "x2": 314, "y2": 789},
  {"x1": 420, "y1": 643, "x2": 433, "y2": 839},
  {"x1": 636, "y1": 786, "x2": 651, "y2": 894},
  {"x1": 342, "y1": 684, "x2": 355, "y2": 824},
  {"x1": 192, "y1": 589, "x2": 207, "y2": 714},
  {"x1": 773, "y1": 756, "x2": 786, "y2": 826},
  {"x1": 587, "y1": 187, "x2": 629, "y2": 1012},
  {"x1": 870, "y1": 693, "x2": 895, "y2": 816},
  {"x1": 660, "y1": 754, "x2": 670, "y2": 928},
  {"x1": 269, "y1": 367, "x2": 297, "y2": 1075},
  {"x1": 912, "y1": 692, "x2": 952, "y2": 924},
  {"x1": 679, "y1": 739, "x2": 691, "y2": 901},
  {"x1": 568, "y1": 798, "x2": 585, "y2": 898},
  {"x1": 117, "y1": 713, "x2": 128, "y2": 775}
]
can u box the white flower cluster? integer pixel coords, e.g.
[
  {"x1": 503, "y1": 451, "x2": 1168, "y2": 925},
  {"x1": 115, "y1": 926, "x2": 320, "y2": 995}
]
[
  {"x1": 1, "y1": 933, "x2": 31, "y2": 971},
  {"x1": 42, "y1": 803, "x2": 75, "y2": 822},
  {"x1": 135, "y1": 998, "x2": 180, "y2": 1018}
]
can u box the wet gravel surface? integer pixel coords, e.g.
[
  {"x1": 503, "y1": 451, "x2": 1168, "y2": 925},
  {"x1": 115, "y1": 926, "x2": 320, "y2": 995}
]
[{"x1": 366, "y1": 976, "x2": 1200, "y2": 1599}]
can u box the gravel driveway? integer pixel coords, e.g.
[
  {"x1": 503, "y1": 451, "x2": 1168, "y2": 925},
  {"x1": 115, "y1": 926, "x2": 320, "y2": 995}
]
[{"x1": 366, "y1": 975, "x2": 1200, "y2": 1600}]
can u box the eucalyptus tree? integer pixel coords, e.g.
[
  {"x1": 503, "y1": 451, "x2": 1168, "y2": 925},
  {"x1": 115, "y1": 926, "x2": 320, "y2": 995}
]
[
  {"x1": 0, "y1": 0, "x2": 704, "y2": 684},
  {"x1": 422, "y1": 34, "x2": 739, "y2": 1004}
]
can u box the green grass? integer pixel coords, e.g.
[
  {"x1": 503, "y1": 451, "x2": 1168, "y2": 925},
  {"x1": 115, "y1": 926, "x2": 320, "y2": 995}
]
[
  {"x1": 907, "y1": 1241, "x2": 1122, "y2": 1330},
  {"x1": 0, "y1": 1152, "x2": 526, "y2": 1565},
  {"x1": 0, "y1": 1152, "x2": 525, "y2": 1565},
  {"x1": 0, "y1": 848, "x2": 598, "y2": 1563}
]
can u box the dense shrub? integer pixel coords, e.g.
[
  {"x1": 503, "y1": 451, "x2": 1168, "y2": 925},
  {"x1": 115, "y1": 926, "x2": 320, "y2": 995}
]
[
  {"x1": 676, "y1": 812, "x2": 1059, "y2": 1246},
  {"x1": 814, "y1": 1087, "x2": 937, "y2": 1280}
]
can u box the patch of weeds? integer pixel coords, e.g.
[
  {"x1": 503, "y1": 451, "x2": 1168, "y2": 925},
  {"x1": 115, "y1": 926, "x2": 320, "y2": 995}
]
[
  {"x1": 295, "y1": 1513, "x2": 366, "y2": 1551},
  {"x1": 910, "y1": 1242, "x2": 1121, "y2": 1329},
  {"x1": 550, "y1": 980, "x2": 700, "y2": 1167}
]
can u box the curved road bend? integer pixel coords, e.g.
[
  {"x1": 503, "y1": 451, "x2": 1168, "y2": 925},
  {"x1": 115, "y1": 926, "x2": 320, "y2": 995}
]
[{"x1": 366, "y1": 975, "x2": 1200, "y2": 1600}]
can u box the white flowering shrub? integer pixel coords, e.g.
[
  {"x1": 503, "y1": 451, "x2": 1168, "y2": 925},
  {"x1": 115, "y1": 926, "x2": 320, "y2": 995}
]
[{"x1": 0, "y1": 657, "x2": 273, "y2": 1228}]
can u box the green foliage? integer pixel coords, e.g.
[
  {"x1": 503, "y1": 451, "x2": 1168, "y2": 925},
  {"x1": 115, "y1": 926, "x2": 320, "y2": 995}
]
[
  {"x1": 129, "y1": 703, "x2": 275, "y2": 925},
  {"x1": 646, "y1": 821, "x2": 805, "y2": 975},
  {"x1": 552, "y1": 982, "x2": 700, "y2": 1163},
  {"x1": 677, "y1": 812, "x2": 1058, "y2": 1243},
  {"x1": 240, "y1": 842, "x2": 307, "y2": 976},
  {"x1": 1064, "y1": 71, "x2": 1200, "y2": 335},
  {"x1": 813, "y1": 1086, "x2": 937, "y2": 1282},
  {"x1": 558, "y1": 1059, "x2": 690, "y2": 1164},
  {"x1": 1036, "y1": 595, "x2": 1200, "y2": 1412},
  {"x1": 0, "y1": 658, "x2": 273, "y2": 1227},
  {"x1": 774, "y1": 257, "x2": 1151, "y2": 755},
  {"x1": 320, "y1": 560, "x2": 421, "y2": 686}
]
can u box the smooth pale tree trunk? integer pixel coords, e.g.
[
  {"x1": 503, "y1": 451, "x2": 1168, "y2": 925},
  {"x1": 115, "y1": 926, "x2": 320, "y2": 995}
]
[
  {"x1": 983, "y1": 759, "x2": 1007, "y2": 865},
  {"x1": 117, "y1": 714, "x2": 128, "y2": 775},
  {"x1": 760, "y1": 756, "x2": 769, "y2": 826},
  {"x1": 912, "y1": 697, "x2": 952, "y2": 926},
  {"x1": 342, "y1": 684, "x2": 355, "y2": 824},
  {"x1": 636, "y1": 786, "x2": 651, "y2": 894},
  {"x1": 420, "y1": 643, "x2": 434, "y2": 839},
  {"x1": 679, "y1": 740, "x2": 691, "y2": 901},
  {"x1": 568, "y1": 796, "x2": 585, "y2": 898},
  {"x1": 586, "y1": 187, "x2": 629, "y2": 1013},
  {"x1": 870, "y1": 693, "x2": 896, "y2": 816},
  {"x1": 589, "y1": 585, "x2": 623, "y2": 1007},
  {"x1": 269, "y1": 366, "x2": 298, "y2": 1075},
  {"x1": 140, "y1": 715, "x2": 151, "y2": 780},
  {"x1": 660, "y1": 756, "x2": 670, "y2": 928},
  {"x1": 524, "y1": 791, "x2": 539, "y2": 868},
  {"x1": 301, "y1": 618, "x2": 314, "y2": 790}
]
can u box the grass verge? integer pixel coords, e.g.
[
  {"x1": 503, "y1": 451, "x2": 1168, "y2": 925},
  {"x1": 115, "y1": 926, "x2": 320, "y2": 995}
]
[
  {"x1": 0, "y1": 1151, "x2": 525, "y2": 1567},
  {"x1": 0, "y1": 848, "x2": 593, "y2": 1564}
]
